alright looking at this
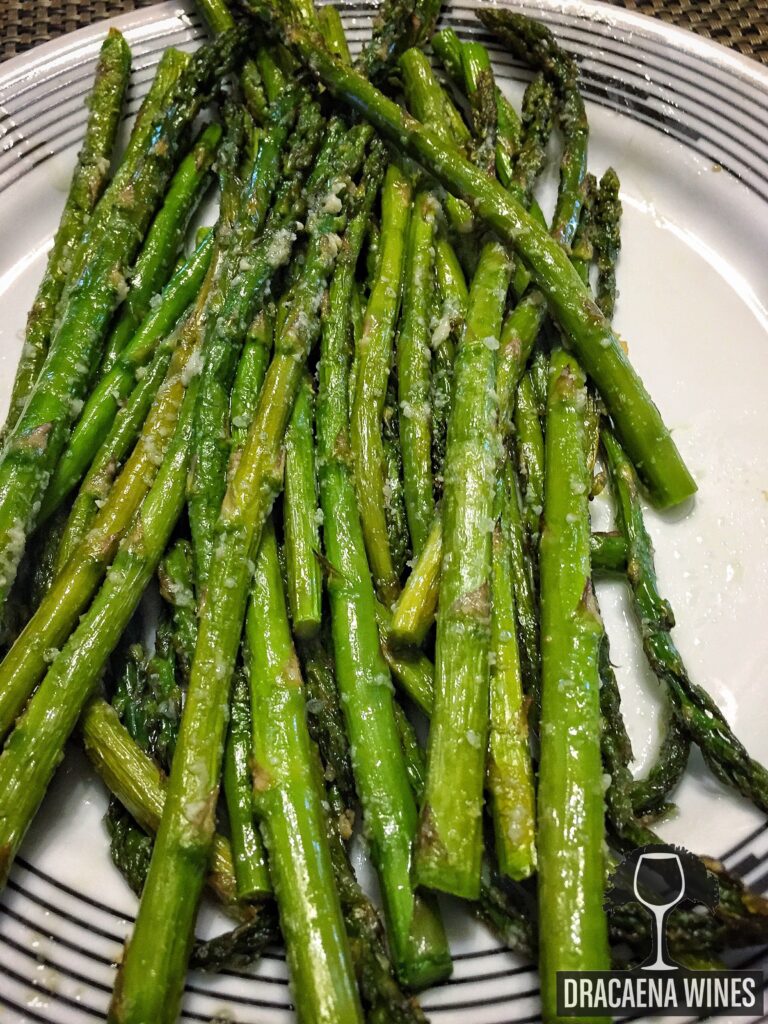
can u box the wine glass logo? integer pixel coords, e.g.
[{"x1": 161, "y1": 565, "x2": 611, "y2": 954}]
[{"x1": 633, "y1": 851, "x2": 686, "y2": 970}]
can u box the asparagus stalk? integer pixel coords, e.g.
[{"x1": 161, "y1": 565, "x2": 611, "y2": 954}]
[
  {"x1": 258, "y1": 15, "x2": 697, "y2": 507},
  {"x1": 52, "y1": 330, "x2": 180, "y2": 574},
  {"x1": 382, "y1": 391, "x2": 410, "y2": 580},
  {"x1": 192, "y1": 300, "x2": 273, "y2": 906},
  {"x1": 399, "y1": 47, "x2": 471, "y2": 151},
  {"x1": 109, "y1": 127, "x2": 371, "y2": 1024},
  {"x1": 590, "y1": 530, "x2": 627, "y2": 574},
  {"x1": 2, "y1": 30, "x2": 131, "y2": 438},
  {"x1": 284, "y1": 373, "x2": 322, "y2": 637},
  {"x1": 0, "y1": 300, "x2": 206, "y2": 742},
  {"x1": 63, "y1": 47, "x2": 190, "y2": 291},
  {"x1": 98, "y1": 121, "x2": 222, "y2": 373},
  {"x1": 188, "y1": 96, "x2": 300, "y2": 591},
  {"x1": 602, "y1": 430, "x2": 768, "y2": 813},
  {"x1": 0, "y1": 32, "x2": 243, "y2": 606},
  {"x1": 537, "y1": 349, "x2": 610, "y2": 1021},
  {"x1": 316, "y1": 145, "x2": 451, "y2": 989},
  {"x1": 351, "y1": 163, "x2": 412, "y2": 604},
  {"x1": 431, "y1": 233, "x2": 468, "y2": 490},
  {"x1": 459, "y1": 42, "x2": 498, "y2": 177},
  {"x1": 246, "y1": 522, "x2": 363, "y2": 1024},
  {"x1": 398, "y1": 48, "x2": 473, "y2": 235},
  {"x1": 38, "y1": 231, "x2": 215, "y2": 524},
  {"x1": 157, "y1": 540, "x2": 198, "y2": 680},
  {"x1": 514, "y1": 370, "x2": 545, "y2": 543},
  {"x1": 81, "y1": 698, "x2": 248, "y2": 912},
  {"x1": 0, "y1": 359, "x2": 201, "y2": 890},
  {"x1": 414, "y1": 241, "x2": 511, "y2": 900},
  {"x1": 389, "y1": 513, "x2": 441, "y2": 646},
  {"x1": 375, "y1": 602, "x2": 434, "y2": 715},
  {"x1": 432, "y1": 28, "x2": 523, "y2": 191},
  {"x1": 194, "y1": 0, "x2": 267, "y2": 121},
  {"x1": 224, "y1": 671, "x2": 273, "y2": 900},
  {"x1": 594, "y1": 168, "x2": 622, "y2": 319},
  {"x1": 488, "y1": 462, "x2": 536, "y2": 881},
  {"x1": 358, "y1": 0, "x2": 443, "y2": 83},
  {"x1": 318, "y1": 5, "x2": 352, "y2": 62},
  {"x1": 397, "y1": 189, "x2": 438, "y2": 555},
  {"x1": 298, "y1": 638, "x2": 357, "y2": 819},
  {"x1": 229, "y1": 310, "x2": 274, "y2": 453}
]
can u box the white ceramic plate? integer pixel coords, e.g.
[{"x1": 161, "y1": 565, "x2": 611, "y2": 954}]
[{"x1": 1, "y1": 2, "x2": 768, "y2": 1021}]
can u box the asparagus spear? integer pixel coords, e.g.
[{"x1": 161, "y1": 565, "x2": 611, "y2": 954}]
[
  {"x1": 382, "y1": 388, "x2": 411, "y2": 580},
  {"x1": 590, "y1": 530, "x2": 627, "y2": 574},
  {"x1": 157, "y1": 540, "x2": 198, "y2": 681},
  {"x1": 430, "y1": 235, "x2": 468, "y2": 496},
  {"x1": 188, "y1": 95, "x2": 301, "y2": 591},
  {"x1": 63, "y1": 47, "x2": 190, "y2": 292},
  {"x1": 0, "y1": 301, "x2": 204, "y2": 741},
  {"x1": 0, "y1": 354, "x2": 201, "y2": 890},
  {"x1": 318, "y1": 4, "x2": 352, "y2": 62},
  {"x1": 229, "y1": 310, "x2": 274, "y2": 453},
  {"x1": 284, "y1": 373, "x2": 322, "y2": 637},
  {"x1": 2, "y1": 30, "x2": 131, "y2": 438},
  {"x1": 0, "y1": 32, "x2": 243, "y2": 607},
  {"x1": 81, "y1": 698, "x2": 248, "y2": 912},
  {"x1": 399, "y1": 47, "x2": 472, "y2": 151},
  {"x1": 204, "y1": 277, "x2": 274, "y2": 922},
  {"x1": 514, "y1": 370, "x2": 545, "y2": 543},
  {"x1": 298, "y1": 637, "x2": 357, "y2": 819},
  {"x1": 594, "y1": 168, "x2": 622, "y2": 319},
  {"x1": 98, "y1": 121, "x2": 222, "y2": 373},
  {"x1": 358, "y1": 0, "x2": 443, "y2": 83},
  {"x1": 459, "y1": 42, "x2": 498, "y2": 177},
  {"x1": 414, "y1": 240, "x2": 511, "y2": 900},
  {"x1": 397, "y1": 189, "x2": 438, "y2": 555},
  {"x1": 398, "y1": 48, "x2": 473, "y2": 236},
  {"x1": 246, "y1": 522, "x2": 363, "y2": 1024},
  {"x1": 488, "y1": 462, "x2": 536, "y2": 882},
  {"x1": 109, "y1": 127, "x2": 371, "y2": 1024},
  {"x1": 51, "y1": 323, "x2": 184, "y2": 575},
  {"x1": 537, "y1": 349, "x2": 610, "y2": 1021},
  {"x1": 257, "y1": 14, "x2": 697, "y2": 507},
  {"x1": 316, "y1": 144, "x2": 451, "y2": 989},
  {"x1": 432, "y1": 28, "x2": 523, "y2": 191},
  {"x1": 351, "y1": 163, "x2": 412, "y2": 605},
  {"x1": 0, "y1": 167, "x2": 264, "y2": 732},
  {"x1": 222, "y1": 671, "x2": 274, "y2": 901},
  {"x1": 194, "y1": 0, "x2": 267, "y2": 121},
  {"x1": 375, "y1": 601, "x2": 434, "y2": 715},
  {"x1": 38, "y1": 231, "x2": 215, "y2": 524},
  {"x1": 602, "y1": 429, "x2": 768, "y2": 812}
]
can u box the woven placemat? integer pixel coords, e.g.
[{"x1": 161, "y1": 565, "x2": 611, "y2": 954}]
[{"x1": 1, "y1": 0, "x2": 767, "y2": 63}]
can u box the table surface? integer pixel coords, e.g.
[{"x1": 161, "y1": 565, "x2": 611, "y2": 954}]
[{"x1": 1, "y1": 0, "x2": 767, "y2": 64}]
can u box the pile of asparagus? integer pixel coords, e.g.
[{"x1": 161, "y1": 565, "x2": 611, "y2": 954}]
[{"x1": 0, "y1": 0, "x2": 767, "y2": 1020}]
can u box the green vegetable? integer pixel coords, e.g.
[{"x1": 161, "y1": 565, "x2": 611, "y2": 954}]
[
  {"x1": 2, "y1": 30, "x2": 131, "y2": 439},
  {"x1": 537, "y1": 349, "x2": 609, "y2": 1021},
  {"x1": 262, "y1": 18, "x2": 696, "y2": 507},
  {"x1": 397, "y1": 189, "x2": 438, "y2": 555},
  {"x1": 414, "y1": 241, "x2": 511, "y2": 900},
  {"x1": 284, "y1": 373, "x2": 322, "y2": 637},
  {"x1": 247, "y1": 522, "x2": 363, "y2": 1024},
  {"x1": 316, "y1": 143, "x2": 451, "y2": 989},
  {"x1": 351, "y1": 163, "x2": 412, "y2": 604}
]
